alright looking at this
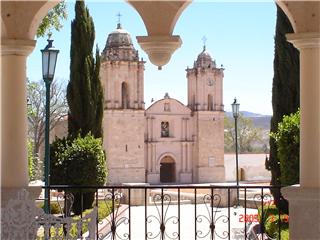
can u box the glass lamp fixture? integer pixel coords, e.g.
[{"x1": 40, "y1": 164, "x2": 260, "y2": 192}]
[{"x1": 41, "y1": 39, "x2": 59, "y2": 81}]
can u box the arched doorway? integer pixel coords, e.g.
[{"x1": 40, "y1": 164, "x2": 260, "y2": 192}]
[{"x1": 160, "y1": 156, "x2": 176, "y2": 183}]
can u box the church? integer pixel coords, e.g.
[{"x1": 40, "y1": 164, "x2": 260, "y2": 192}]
[{"x1": 100, "y1": 23, "x2": 226, "y2": 184}]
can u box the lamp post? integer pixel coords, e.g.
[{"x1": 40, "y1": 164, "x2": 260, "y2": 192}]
[
  {"x1": 231, "y1": 98, "x2": 240, "y2": 206},
  {"x1": 41, "y1": 38, "x2": 59, "y2": 213}
]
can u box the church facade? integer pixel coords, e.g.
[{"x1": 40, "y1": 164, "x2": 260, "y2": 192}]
[{"x1": 100, "y1": 24, "x2": 225, "y2": 184}]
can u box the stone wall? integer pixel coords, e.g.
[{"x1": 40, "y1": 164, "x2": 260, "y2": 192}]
[
  {"x1": 103, "y1": 110, "x2": 145, "y2": 184},
  {"x1": 195, "y1": 111, "x2": 225, "y2": 183}
]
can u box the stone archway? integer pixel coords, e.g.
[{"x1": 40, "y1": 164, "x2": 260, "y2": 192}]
[{"x1": 160, "y1": 156, "x2": 176, "y2": 183}]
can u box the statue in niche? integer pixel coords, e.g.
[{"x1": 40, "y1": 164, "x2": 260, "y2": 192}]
[
  {"x1": 164, "y1": 102, "x2": 170, "y2": 112},
  {"x1": 161, "y1": 121, "x2": 169, "y2": 137}
]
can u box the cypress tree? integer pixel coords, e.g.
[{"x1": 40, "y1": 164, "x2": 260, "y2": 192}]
[
  {"x1": 67, "y1": 0, "x2": 103, "y2": 139},
  {"x1": 267, "y1": 5, "x2": 299, "y2": 212},
  {"x1": 66, "y1": 0, "x2": 104, "y2": 212}
]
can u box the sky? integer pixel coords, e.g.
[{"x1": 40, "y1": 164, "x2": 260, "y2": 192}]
[{"x1": 27, "y1": 1, "x2": 277, "y2": 115}]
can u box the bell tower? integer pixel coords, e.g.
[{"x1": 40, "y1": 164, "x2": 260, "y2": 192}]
[
  {"x1": 186, "y1": 44, "x2": 225, "y2": 183},
  {"x1": 101, "y1": 23, "x2": 145, "y2": 110},
  {"x1": 186, "y1": 44, "x2": 224, "y2": 111},
  {"x1": 100, "y1": 23, "x2": 146, "y2": 184}
]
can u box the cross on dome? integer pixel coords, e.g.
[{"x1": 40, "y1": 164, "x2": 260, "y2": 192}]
[
  {"x1": 202, "y1": 36, "x2": 207, "y2": 51},
  {"x1": 116, "y1": 12, "x2": 122, "y2": 29}
]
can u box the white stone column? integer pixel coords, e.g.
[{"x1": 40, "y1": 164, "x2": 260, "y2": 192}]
[
  {"x1": 184, "y1": 143, "x2": 187, "y2": 172},
  {"x1": 138, "y1": 63, "x2": 144, "y2": 108},
  {"x1": 180, "y1": 118, "x2": 184, "y2": 139},
  {"x1": 1, "y1": 39, "x2": 35, "y2": 189},
  {"x1": 104, "y1": 64, "x2": 109, "y2": 106},
  {"x1": 136, "y1": 66, "x2": 140, "y2": 108},
  {"x1": 109, "y1": 63, "x2": 114, "y2": 108},
  {"x1": 220, "y1": 72, "x2": 223, "y2": 109},
  {"x1": 287, "y1": 33, "x2": 320, "y2": 188},
  {"x1": 201, "y1": 76, "x2": 205, "y2": 110},
  {"x1": 147, "y1": 143, "x2": 152, "y2": 172},
  {"x1": 150, "y1": 143, "x2": 153, "y2": 173},
  {"x1": 187, "y1": 142, "x2": 192, "y2": 172},
  {"x1": 151, "y1": 117, "x2": 154, "y2": 141},
  {"x1": 185, "y1": 118, "x2": 188, "y2": 141},
  {"x1": 146, "y1": 117, "x2": 150, "y2": 141},
  {"x1": 181, "y1": 143, "x2": 185, "y2": 172},
  {"x1": 132, "y1": 66, "x2": 138, "y2": 109},
  {"x1": 185, "y1": 143, "x2": 189, "y2": 172},
  {"x1": 152, "y1": 144, "x2": 156, "y2": 172},
  {"x1": 282, "y1": 33, "x2": 320, "y2": 240},
  {"x1": 115, "y1": 63, "x2": 120, "y2": 108}
]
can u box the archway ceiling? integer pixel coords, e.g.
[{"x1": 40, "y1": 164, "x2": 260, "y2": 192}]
[
  {"x1": 2, "y1": 1, "x2": 318, "y2": 40},
  {"x1": 1, "y1": 1, "x2": 57, "y2": 39},
  {"x1": 277, "y1": 1, "x2": 320, "y2": 33},
  {"x1": 1, "y1": 1, "x2": 318, "y2": 66},
  {"x1": 127, "y1": 0, "x2": 191, "y2": 69},
  {"x1": 128, "y1": 1, "x2": 190, "y2": 35}
]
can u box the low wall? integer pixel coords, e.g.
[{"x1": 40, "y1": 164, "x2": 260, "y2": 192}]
[
  {"x1": 224, "y1": 154, "x2": 271, "y2": 182},
  {"x1": 150, "y1": 188, "x2": 237, "y2": 207}
]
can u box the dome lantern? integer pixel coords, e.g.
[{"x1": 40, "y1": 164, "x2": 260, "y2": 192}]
[
  {"x1": 195, "y1": 45, "x2": 215, "y2": 68},
  {"x1": 102, "y1": 23, "x2": 139, "y2": 62}
]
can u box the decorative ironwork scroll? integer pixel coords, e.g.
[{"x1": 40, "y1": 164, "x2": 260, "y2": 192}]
[
  {"x1": 99, "y1": 189, "x2": 129, "y2": 240},
  {"x1": 146, "y1": 193, "x2": 179, "y2": 240},
  {"x1": 196, "y1": 193, "x2": 229, "y2": 239}
]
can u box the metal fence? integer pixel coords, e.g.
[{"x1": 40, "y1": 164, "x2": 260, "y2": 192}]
[{"x1": 43, "y1": 185, "x2": 285, "y2": 240}]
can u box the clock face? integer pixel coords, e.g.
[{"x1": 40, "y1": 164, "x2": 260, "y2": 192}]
[{"x1": 207, "y1": 79, "x2": 214, "y2": 86}]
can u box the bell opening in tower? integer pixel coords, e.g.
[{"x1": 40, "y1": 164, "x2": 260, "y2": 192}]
[{"x1": 121, "y1": 82, "x2": 129, "y2": 109}]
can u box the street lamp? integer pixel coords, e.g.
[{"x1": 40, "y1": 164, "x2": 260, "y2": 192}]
[
  {"x1": 41, "y1": 38, "x2": 59, "y2": 213},
  {"x1": 231, "y1": 98, "x2": 240, "y2": 206}
]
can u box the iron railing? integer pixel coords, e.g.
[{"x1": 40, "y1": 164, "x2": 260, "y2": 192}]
[{"x1": 42, "y1": 185, "x2": 285, "y2": 240}]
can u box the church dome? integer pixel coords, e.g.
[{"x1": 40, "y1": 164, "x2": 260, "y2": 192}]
[
  {"x1": 195, "y1": 46, "x2": 216, "y2": 68},
  {"x1": 197, "y1": 49, "x2": 212, "y2": 62},
  {"x1": 102, "y1": 23, "x2": 139, "y2": 62},
  {"x1": 106, "y1": 23, "x2": 133, "y2": 48}
]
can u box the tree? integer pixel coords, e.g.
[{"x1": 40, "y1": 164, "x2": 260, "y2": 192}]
[
  {"x1": 37, "y1": 1, "x2": 68, "y2": 38},
  {"x1": 27, "y1": 140, "x2": 35, "y2": 181},
  {"x1": 67, "y1": 1, "x2": 103, "y2": 139},
  {"x1": 27, "y1": 79, "x2": 68, "y2": 179},
  {"x1": 268, "y1": 5, "x2": 299, "y2": 212},
  {"x1": 270, "y1": 110, "x2": 300, "y2": 186},
  {"x1": 50, "y1": 134, "x2": 107, "y2": 214},
  {"x1": 65, "y1": 0, "x2": 104, "y2": 212},
  {"x1": 224, "y1": 115, "x2": 264, "y2": 153}
]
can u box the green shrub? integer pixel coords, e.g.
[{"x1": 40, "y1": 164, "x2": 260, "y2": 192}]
[
  {"x1": 258, "y1": 203, "x2": 279, "y2": 223},
  {"x1": 258, "y1": 204, "x2": 289, "y2": 240},
  {"x1": 264, "y1": 214, "x2": 289, "y2": 239},
  {"x1": 50, "y1": 137, "x2": 70, "y2": 185},
  {"x1": 37, "y1": 200, "x2": 115, "y2": 239},
  {"x1": 270, "y1": 109, "x2": 300, "y2": 186},
  {"x1": 38, "y1": 202, "x2": 62, "y2": 214},
  {"x1": 50, "y1": 133, "x2": 107, "y2": 214},
  {"x1": 280, "y1": 228, "x2": 289, "y2": 240}
]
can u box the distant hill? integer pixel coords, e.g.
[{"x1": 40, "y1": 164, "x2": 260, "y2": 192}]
[{"x1": 225, "y1": 111, "x2": 271, "y2": 130}]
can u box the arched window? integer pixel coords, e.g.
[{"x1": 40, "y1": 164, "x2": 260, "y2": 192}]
[
  {"x1": 161, "y1": 121, "x2": 169, "y2": 137},
  {"x1": 121, "y1": 82, "x2": 129, "y2": 109},
  {"x1": 208, "y1": 94, "x2": 213, "y2": 111}
]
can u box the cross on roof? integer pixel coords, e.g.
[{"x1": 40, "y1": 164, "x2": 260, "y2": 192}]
[
  {"x1": 202, "y1": 36, "x2": 207, "y2": 49},
  {"x1": 117, "y1": 12, "x2": 122, "y2": 24}
]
